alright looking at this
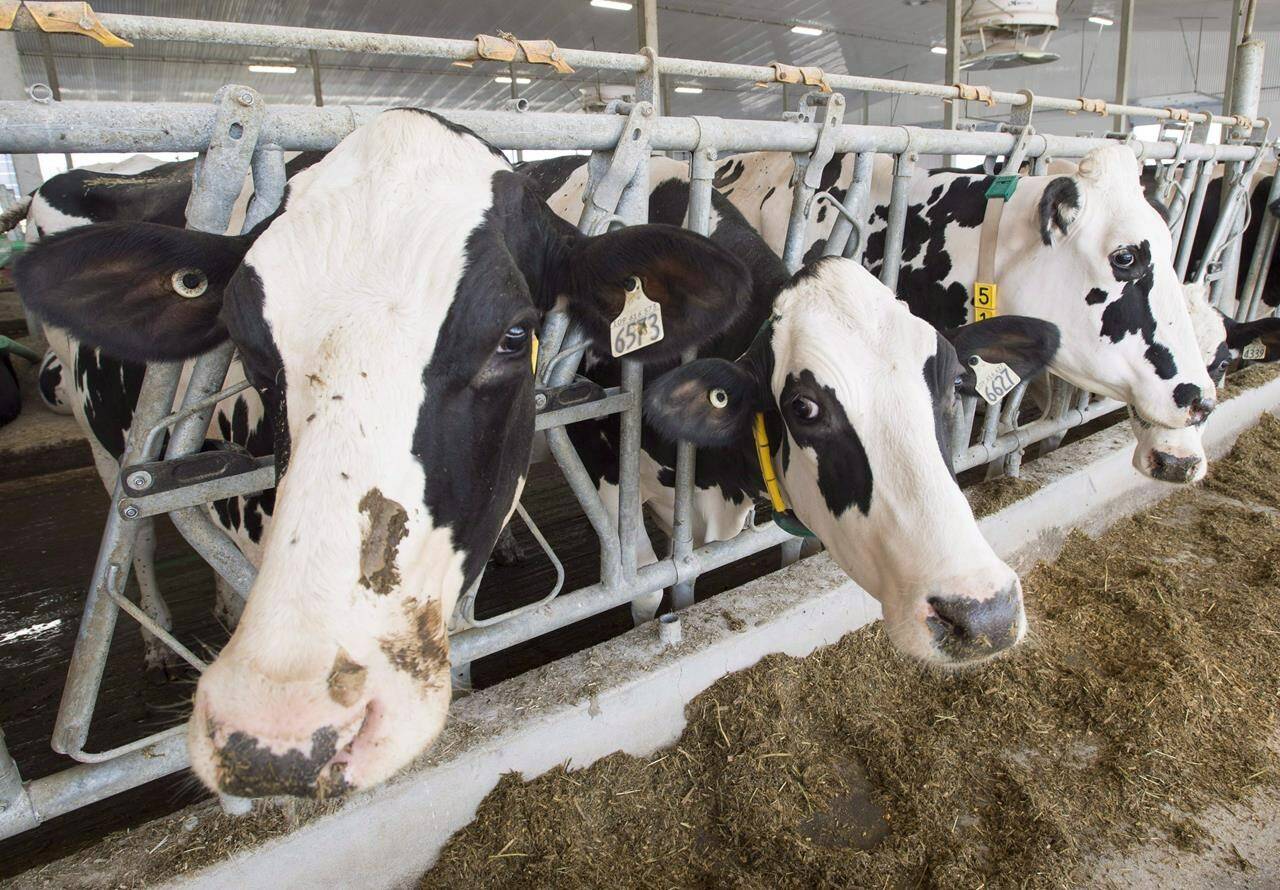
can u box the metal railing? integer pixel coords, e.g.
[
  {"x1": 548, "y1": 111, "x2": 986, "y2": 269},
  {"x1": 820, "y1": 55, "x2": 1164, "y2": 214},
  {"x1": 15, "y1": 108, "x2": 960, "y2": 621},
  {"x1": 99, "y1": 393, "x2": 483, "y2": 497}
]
[{"x1": 0, "y1": 12, "x2": 1273, "y2": 844}]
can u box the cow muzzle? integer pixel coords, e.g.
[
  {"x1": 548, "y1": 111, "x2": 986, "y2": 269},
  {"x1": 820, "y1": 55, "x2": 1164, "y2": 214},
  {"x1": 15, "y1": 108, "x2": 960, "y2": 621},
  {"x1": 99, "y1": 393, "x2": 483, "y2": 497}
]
[
  {"x1": 924, "y1": 578, "x2": 1025, "y2": 664},
  {"x1": 1146, "y1": 449, "x2": 1206, "y2": 484}
]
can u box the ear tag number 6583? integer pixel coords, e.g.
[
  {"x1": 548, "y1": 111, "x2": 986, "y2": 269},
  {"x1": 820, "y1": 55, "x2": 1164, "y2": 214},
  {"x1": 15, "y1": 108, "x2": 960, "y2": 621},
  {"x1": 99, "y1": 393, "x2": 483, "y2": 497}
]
[
  {"x1": 969, "y1": 355, "x2": 1021, "y2": 406},
  {"x1": 610, "y1": 277, "x2": 665, "y2": 358}
]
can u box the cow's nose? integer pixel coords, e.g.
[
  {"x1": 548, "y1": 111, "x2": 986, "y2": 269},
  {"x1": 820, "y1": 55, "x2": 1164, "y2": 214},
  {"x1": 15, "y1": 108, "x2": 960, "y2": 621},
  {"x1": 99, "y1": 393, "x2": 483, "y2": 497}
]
[
  {"x1": 1149, "y1": 450, "x2": 1203, "y2": 483},
  {"x1": 212, "y1": 726, "x2": 353, "y2": 800},
  {"x1": 927, "y1": 584, "x2": 1022, "y2": 661}
]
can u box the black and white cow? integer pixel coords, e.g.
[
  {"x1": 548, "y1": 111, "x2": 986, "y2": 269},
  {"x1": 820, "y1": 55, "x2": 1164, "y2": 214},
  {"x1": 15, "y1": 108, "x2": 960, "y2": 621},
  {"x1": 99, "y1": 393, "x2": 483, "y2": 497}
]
[
  {"x1": 526, "y1": 168, "x2": 1060, "y2": 656},
  {"x1": 18, "y1": 110, "x2": 1055, "y2": 799},
  {"x1": 1130, "y1": 281, "x2": 1280, "y2": 482},
  {"x1": 538, "y1": 146, "x2": 1216, "y2": 440}
]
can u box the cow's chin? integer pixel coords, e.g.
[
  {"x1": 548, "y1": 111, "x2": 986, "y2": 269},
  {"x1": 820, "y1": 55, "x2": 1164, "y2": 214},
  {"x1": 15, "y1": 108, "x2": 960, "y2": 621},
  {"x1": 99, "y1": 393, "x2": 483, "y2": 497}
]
[{"x1": 187, "y1": 662, "x2": 451, "y2": 800}]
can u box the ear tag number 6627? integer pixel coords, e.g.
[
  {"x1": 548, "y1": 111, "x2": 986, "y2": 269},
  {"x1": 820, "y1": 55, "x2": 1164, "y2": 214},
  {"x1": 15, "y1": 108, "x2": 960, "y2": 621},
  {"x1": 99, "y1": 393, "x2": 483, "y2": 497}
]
[
  {"x1": 969, "y1": 355, "x2": 1021, "y2": 406},
  {"x1": 610, "y1": 277, "x2": 665, "y2": 358}
]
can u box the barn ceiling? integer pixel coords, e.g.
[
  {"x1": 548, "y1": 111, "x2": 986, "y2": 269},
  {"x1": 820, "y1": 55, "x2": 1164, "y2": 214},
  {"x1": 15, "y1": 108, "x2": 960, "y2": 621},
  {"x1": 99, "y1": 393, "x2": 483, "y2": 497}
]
[{"x1": 11, "y1": 1, "x2": 1280, "y2": 135}]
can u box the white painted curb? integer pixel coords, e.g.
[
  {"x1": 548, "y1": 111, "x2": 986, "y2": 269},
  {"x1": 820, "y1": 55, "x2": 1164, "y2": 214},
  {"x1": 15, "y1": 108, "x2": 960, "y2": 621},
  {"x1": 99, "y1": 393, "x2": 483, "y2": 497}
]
[{"x1": 167, "y1": 376, "x2": 1280, "y2": 890}]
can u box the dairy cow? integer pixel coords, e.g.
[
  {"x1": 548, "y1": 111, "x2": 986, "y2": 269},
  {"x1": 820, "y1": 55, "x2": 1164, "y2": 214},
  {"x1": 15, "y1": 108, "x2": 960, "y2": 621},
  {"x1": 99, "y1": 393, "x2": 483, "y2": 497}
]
[
  {"x1": 534, "y1": 146, "x2": 1215, "y2": 442},
  {"x1": 1130, "y1": 281, "x2": 1280, "y2": 482},
  {"x1": 525, "y1": 164, "x2": 1059, "y2": 658},
  {"x1": 18, "y1": 110, "x2": 1057, "y2": 799}
]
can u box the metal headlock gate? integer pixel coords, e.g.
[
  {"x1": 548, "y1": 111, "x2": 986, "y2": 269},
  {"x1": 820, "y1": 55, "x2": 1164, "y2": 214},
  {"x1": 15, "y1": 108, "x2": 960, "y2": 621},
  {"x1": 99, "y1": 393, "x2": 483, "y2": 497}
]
[{"x1": 0, "y1": 7, "x2": 1273, "y2": 843}]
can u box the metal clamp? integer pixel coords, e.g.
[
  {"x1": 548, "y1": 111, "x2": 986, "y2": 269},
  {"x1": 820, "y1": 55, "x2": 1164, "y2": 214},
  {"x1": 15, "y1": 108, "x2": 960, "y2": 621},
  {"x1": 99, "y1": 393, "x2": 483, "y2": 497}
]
[
  {"x1": 459, "y1": 32, "x2": 574, "y2": 74},
  {"x1": 118, "y1": 450, "x2": 274, "y2": 520},
  {"x1": 576, "y1": 100, "x2": 655, "y2": 234},
  {"x1": 1075, "y1": 96, "x2": 1109, "y2": 116},
  {"x1": 1164, "y1": 106, "x2": 1192, "y2": 124},
  {"x1": 952, "y1": 83, "x2": 996, "y2": 107},
  {"x1": 758, "y1": 61, "x2": 831, "y2": 93},
  {"x1": 800, "y1": 92, "x2": 845, "y2": 192},
  {"x1": 2, "y1": 1, "x2": 131, "y2": 47}
]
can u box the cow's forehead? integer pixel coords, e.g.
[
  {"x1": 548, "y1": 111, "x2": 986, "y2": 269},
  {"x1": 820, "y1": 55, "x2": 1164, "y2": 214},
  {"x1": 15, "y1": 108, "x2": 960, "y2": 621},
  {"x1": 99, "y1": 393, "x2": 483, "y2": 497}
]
[
  {"x1": 247, "y1": 111, "x2": 511, "y2": 368},
  {"x1": 772, "y1": 258, "x2": 938, "y2": 389}
]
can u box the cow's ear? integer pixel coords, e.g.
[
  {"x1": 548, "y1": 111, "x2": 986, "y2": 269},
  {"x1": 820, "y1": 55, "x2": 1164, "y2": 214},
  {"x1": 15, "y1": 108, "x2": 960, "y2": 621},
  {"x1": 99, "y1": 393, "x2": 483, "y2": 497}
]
[
  {"x1": 561, "y1": 224, "x2": 753, "y2": 365},
  {"x1": 15, "y1": 222, "x2": 250, "y2": 362},
  {"x1": 644, "y1": 357, "x2": 763, "y2": 447},
  {"x1": 1224, "y1": 315, "x2": 1280, "y2": 361},
  {"x1": 946, "y1": 315, "x2": 1060, "y2": 394},
  {"x1": 1038, "y1": 176, "x2": 1082, "y2": 245}
]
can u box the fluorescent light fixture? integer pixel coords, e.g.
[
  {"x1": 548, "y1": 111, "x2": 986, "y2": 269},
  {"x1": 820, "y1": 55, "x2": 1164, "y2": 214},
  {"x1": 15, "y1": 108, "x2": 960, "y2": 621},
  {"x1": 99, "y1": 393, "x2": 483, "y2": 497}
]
[
  {"x1": 495, "y1": 76, "x2": 532, "y2": 85},
  {"x1": 930, "y1": 44, "x2": 948, "y2": 54},
  {"x1": 790, "y1": 24, "x2": 824, "y2": 36},
  {"x1": 248, "y1": 64, "x2": 297, "y2": 74},
  {"x1": 1088, "y1": 15, "x2": 1113, "y2": 26},
  {"x1": 590, "y1": 0, "x2": 633, "y2": 9},
  {"x1": 674, "y1": 85, "x2": 703, "y2": 94}
]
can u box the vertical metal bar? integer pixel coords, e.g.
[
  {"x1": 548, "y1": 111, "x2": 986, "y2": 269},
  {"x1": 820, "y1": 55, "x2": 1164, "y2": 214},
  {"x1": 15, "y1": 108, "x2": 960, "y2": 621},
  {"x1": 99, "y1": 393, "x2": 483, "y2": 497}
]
[
  {"x1": 1222, "y1": 0, "x2": 1245, "y2": 116},
  {"x1": 1176, "y1": 156, "x2": 1213, "y2": 281},
  {"x1": 670, "y1": 145, "x2": 715, "y2": 611},
  {"x1": 1168, "y1": 154, "x2": 1201, "y2": 257},
  {"x1": 880, "y1": 147, "x2": 915, "y2": 292},
  {"x1": 942, "y1": 0, "x2": 961, "y2": 166},
  {"x1": 616, "y1": 163, "x2": 649, "y2": 588},
  {"x1": 0, "y1": 727, "x2": 38, "y2": 838},
  {"x1": 781, "y1": 152, "x2": 812, "y2": 274},
  {"x1": 1237, "y1": 170, "x2": 1280, "y2": 321},
  {"x1": 309, "y1": 49, "x2": 324, "y2": 107},
  {"x1": 0, "y1": 34, "x2": 43, "y2": 196},
  {"x1": 36, "y1": 32, "x2": 72, "y2": 168},
  {"x1": 1210, "y1": 38, "x2": 1264, "y2": 311},
  {"x1": 1112, "y1": 0, "x2": 1134, "y2": 133},
  {"x1": 636, "y1": 0, "x2": 660, "y2": 114}
]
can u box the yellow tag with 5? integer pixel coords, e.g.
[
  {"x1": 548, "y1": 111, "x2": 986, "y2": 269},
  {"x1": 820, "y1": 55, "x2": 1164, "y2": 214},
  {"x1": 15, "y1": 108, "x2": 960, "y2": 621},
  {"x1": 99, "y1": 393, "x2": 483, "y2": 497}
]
[
  {"x1": 610, "y1": 277, "x2": 665, "y2": 358},
  {"x1": 973, "y1": 282, "x2": 998, "y2": 321}
]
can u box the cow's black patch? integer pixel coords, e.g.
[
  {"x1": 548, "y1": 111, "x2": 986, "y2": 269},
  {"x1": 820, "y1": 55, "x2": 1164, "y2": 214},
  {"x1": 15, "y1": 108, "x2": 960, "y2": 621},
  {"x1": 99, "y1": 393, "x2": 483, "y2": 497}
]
[
  {"x1": 1189, "y1": 174, "x2": 1280, "y2": 308},
  {"x1": 37, "y1": 160, "x2": 193, "y2": 227},
  {"x1": 37, "y1": 352, "x2": 62, "y2": 407},
  {"x1": 514, "y1": 153, "x2": 589, "y2": 197},
  {"x1": 0, "y1": 353, "x2": 19, "y2": 427},
  {"x1": 1085, "y1": 287, "x2": 1107, "y2": 305},
  {"x1": 1039, "y1": 176, "x2": 1080, "y2": 245},
  {"x1": 1172, "y1": 382, "x2": 1202, "y2": 408},
  {"x1": 73, "y1": 344, "x2": 145, "y2": 459},
  {"x1": 1097, "y1": 240, "x2": 1177, "y2": 379},
  {"x1": 781, "y1": 369, "x2": 872, "y2": 517},
  {"x1": 713, "y1": 159, "x2": 745, "y2": 191}
]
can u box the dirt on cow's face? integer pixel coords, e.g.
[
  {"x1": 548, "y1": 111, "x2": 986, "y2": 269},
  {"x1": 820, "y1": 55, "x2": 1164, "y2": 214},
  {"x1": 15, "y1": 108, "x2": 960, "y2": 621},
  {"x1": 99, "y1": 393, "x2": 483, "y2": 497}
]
[
  {"x1": 378, "y1": 598, "x2": 448, "y2": 695},
  {"x1": 358, "y1": 487, "x2": 409, "y2": 595}
]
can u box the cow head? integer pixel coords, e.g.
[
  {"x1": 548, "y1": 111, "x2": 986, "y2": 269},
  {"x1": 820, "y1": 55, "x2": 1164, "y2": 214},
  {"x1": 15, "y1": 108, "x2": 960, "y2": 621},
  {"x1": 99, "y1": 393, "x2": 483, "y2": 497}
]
[
  {"x1": 645, "y1": 257, "x2": 1060, "y2": 665},
  {"x1": 1131, "y1": 282, "x2": 1280, "y2": 482},
  {"x1": 15, "y1": 109, "x2": 751, "y2": 797},
  {"x1": 1001, "y1": 145, "x2": 1216, "y2": 430}
]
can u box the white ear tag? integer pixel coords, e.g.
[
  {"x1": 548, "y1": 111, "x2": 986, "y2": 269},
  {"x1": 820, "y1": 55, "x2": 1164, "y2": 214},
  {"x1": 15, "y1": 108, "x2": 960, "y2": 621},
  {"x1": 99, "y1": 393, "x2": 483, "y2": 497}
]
[
  {"x1": 1242, "y1": 339, "x2": 1267, "y2": 361},
  {"x1": 969, "y1": 355, "x2": 1021, "y2": 405},
  {"x1": 610, "y1": 277, "x2": 665, "y2": 358}
]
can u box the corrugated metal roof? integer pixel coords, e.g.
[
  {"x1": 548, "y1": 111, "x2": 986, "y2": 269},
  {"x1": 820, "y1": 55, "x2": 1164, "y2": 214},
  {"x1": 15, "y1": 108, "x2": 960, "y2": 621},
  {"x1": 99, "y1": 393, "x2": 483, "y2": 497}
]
[{"x1": 10, "y1": 1, "x2": 1278, "y2": 134}]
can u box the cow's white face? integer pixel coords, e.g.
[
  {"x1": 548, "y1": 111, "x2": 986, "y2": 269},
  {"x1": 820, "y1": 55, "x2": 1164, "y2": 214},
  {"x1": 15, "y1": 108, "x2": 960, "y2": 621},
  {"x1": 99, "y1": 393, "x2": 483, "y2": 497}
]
[
  {"x1": 1131, "y1": 282, "x2": 1280, "y2": 482},
  {"x1": 16, "y1": 109, "x2": 753, "y2": 798},
  {"x1": 768, "y1": 261, "x2": 1026, "y2": 662},
  {"x1": 1001, "y1": 145, "x2": 1216, "y2": 430},
  {"x1": 647, "y1": 257, "x2": 1061, "y2": 665}
]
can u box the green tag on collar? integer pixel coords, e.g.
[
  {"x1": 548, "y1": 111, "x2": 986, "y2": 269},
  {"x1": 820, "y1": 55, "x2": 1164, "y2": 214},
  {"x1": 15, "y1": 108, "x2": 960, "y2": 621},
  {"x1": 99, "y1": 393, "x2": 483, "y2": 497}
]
[
  {"x1": 773, "y1": 510, "x2": 815, "y2": 539},
  {"x1": 985, "y1": 174, "x2": 1019, "y2": 201}
]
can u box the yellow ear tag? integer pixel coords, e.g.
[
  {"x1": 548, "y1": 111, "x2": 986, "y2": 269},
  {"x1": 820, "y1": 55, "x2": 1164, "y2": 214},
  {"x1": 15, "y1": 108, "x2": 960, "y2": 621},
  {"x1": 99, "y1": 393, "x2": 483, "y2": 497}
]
[
  {"x1": 530, "y1": 333, "x2": 539, "y2": 373},
  {"x1": 968, "y1": 355, "x2": 1021, "y2": 405},
  {"x1": 610, "y1": 277, "x2": 665, "y2": 358},
  {"x1": 973, "y1": 282, "x2": 998, "y2": 320},
  {"x1": 1242, "y1": 339, "x2": 1266, "y2": 361}
]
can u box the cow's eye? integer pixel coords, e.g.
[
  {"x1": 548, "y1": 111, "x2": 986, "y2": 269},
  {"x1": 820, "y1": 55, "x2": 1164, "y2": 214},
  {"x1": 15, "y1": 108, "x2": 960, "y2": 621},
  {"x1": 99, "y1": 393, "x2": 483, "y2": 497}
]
[
  {"x1": 954, "y1": 372, "x2": 966, "y2": 390},
  {"x1": 497, "y1": 324, "x2": 529, "y2": 354},
  {"x1": 1110, "y1": 248, "x2": 1136, "y2": 270},
  {"x1": 789, "y1": 395, "x2": 821, "y2": 423}
]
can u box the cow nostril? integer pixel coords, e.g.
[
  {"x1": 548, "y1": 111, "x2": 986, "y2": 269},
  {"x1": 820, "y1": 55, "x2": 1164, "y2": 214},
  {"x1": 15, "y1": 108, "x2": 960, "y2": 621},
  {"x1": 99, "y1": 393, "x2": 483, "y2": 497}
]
[
  {"x1": 1149, "y1": 450, "x2": 1201, "y2": 483},
  {"x1": 1190, "y1": 397, "x2": 1216, "y2": 424}
]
